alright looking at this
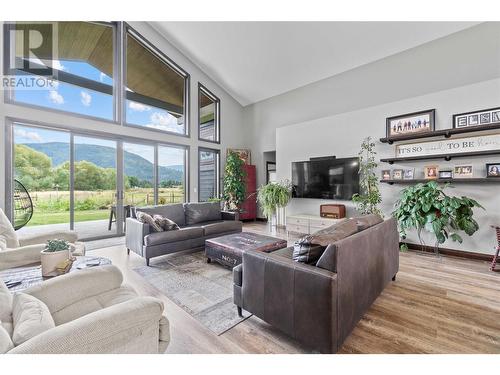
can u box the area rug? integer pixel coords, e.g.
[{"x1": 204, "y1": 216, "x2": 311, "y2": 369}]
[{"x1": 133, "y1": 251, "x2": 251, "y2": 335}]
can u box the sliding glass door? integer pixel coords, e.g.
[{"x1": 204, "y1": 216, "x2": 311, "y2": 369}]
[
  {"x1": 74, "y1": 136, "x2": 118, "y2": 238},
  {"x1": 13, "y1": 125, "x2": 71, "y2": 233},
  {"x1": 10, "y1": 122, "x2": 188, "y2": 240},
  {"x1": 158, "y1": 145, "x2": 186, "y2": 205}
]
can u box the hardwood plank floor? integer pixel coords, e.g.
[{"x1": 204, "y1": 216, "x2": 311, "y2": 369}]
[{"x1": 88, "y1": 222, "x2": 500, "y2": 354}]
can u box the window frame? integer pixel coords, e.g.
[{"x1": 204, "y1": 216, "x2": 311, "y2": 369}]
[
  {"x1": 2, "y1": 22, "x2": 192, "y2": 139},
  {"x1": 197, "y1": 146, "x2": 220, "y2": 202},
  {"x1": 123, "y1": 23, "x2": 191, "y2": 138},
  {"x1": 198, "y1": 82, "x2": 220, "y2": 144},
  {"x1": 3, "y1": 21, "x2": 118, "y2": 123}
]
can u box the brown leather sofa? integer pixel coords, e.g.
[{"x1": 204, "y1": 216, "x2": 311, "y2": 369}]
[{"x1": 233, "y1": 217, "x2": 399, "y2": 353}]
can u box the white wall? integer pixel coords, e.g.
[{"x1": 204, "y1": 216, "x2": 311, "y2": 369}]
[
  {"x1": 244, "y1": 22, "x2": 500, "y2": 255},
  {"x1": 276, "y1": 78, "x2": 500, "y2": 255},
  {"x1": 244, "y1": 22, "x2": 500, "y2": 193},
  {"x1": 0, "y1": 22, "x2": 246, "y2": 211}
]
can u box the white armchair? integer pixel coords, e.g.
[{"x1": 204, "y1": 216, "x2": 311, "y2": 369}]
[
  {"x1": 1, "y1": 265, "x2": 170, "y2": 354},
  {"x1": 0, "y1": 209, "x2": 85, "y2": 270}
]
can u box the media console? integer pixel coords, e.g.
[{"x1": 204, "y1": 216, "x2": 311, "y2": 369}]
[{"x1": 286, "y1": 214, "x2": 345, "y2": 235}]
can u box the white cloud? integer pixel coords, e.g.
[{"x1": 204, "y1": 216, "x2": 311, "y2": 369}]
[
  {"x1": 48, "y1": 90, "x2": 64, "y2": 105},
  {"x1": 147, "y1": 112, "x2": 183, "y2": 132},
  {"x1": 128, "y1": 101, "x2": 151, "y2": 112},
  {"x1": 80, "y1": 91, "x2": 92, "y2": 107},
  {"x1": 14, "y1": 128, "x2": 43, "y2": 143},
  {"x1": 52, "y1": 60, "x2": 66, "y2": 71}
]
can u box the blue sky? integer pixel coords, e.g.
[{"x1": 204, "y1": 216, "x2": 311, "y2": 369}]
[
  {"x1": 14, "y1": 59, "x2": 184, "y2": 134},
  {"x1": 14, "y1": 59, "x2": 185, "y2": 166}
]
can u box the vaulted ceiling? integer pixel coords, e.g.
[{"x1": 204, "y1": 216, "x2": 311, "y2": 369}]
[{"x1": 152, "y1": 22, "x2": 479, "y2": 106}]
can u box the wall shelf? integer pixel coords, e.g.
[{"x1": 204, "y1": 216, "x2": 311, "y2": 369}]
[
  {"x1": 380, "y1": 149, "x2": 500, "y2": 164},
  {"x1": 380, "y1": 178, "x2": 500, "y2": 185},
  {"x1": 379, "y1": 122, "x2": 500, "y2": 144}
]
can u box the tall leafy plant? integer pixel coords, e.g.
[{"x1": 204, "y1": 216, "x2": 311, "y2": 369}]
[
  {"x1": 223, "y1": 151, "x2": 246, "y2": 211},
  {"x1": 352, "y1": 137, "x2": 382, "y2": 216},
  {"x1": 393, "y1": 181, "x2": 483, "y2": 252},
  {"x1": 257, "y1": 180, "x2": 292, "y2": 220}
]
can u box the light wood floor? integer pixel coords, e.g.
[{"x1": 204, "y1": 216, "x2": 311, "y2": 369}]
[{"x1": 89, "y1": 222, "x2": 500, "y2": 354}]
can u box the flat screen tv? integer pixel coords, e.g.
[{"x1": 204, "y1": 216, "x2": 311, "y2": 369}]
[{"x1": 291, "y1": 157, "x2": 360, "y2": 200}]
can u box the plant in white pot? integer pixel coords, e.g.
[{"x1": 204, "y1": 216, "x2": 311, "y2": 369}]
[
  {"x1": 257, "y1": 180, "x2": 292, "y2": 228},
  {"x1": 41, "y1": 239, "x2": 72, "y2": 276}
]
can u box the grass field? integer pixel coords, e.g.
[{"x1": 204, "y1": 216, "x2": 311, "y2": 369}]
[{"x1": 24, "y1": 187, "x2": 184, "y2": 227}]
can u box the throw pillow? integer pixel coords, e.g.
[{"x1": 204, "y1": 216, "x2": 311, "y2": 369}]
[
  {"x1": 136, "y1": 211, "x2": 163, "y2": 232},
  {"x1": 315, "y1": 244, "x2": 338, "y2": 273},
  {"x1": 309, "y1": 219, "x2": 358, "y2": 246},
  {"x1": 12, "y1": 293, "x2": 55, "y2": 346},
  {"x1": 292, "y1": 236, "x2": 325, "y2": 264},
  {"x1": 153, "y1": 215, "x2": 180, "y2": 231},
  {"x1": 354, "y1": 214, "x2": 383, "y2": 231},
  {"x1": 0, "y1": 209, "x2": 19, "y2": 248},
  {"x1": 0, "y1": 323, "x2": 14, "y2": 353}
]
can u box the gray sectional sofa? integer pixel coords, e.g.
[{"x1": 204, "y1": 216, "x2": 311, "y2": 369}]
[{"x1": 126, "y1": 202, "x2": 242, "y2": 265}]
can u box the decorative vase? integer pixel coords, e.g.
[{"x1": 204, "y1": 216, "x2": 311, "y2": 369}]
[{"x1": 41, "y1": 245, "x2": 72, "y2": 276}]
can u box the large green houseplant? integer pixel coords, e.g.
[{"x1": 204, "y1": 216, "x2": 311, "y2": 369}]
[
  {"x1": 223, "y1": 151, "x2": 246, "y2": 211},
  {"x1": 352, "y1": 137, "x2": 382, "y2": 216},
  {"x1": 393, "y1": 181, "x2": 483, "y2": 252},
  {"x1": 257, "y1": 180, "x2": 292, "y2": 226}
]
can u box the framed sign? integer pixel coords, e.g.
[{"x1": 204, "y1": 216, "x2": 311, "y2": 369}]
[
  {"x1": 386, "y1": 109, "x2": 435, "y2": 138},
  {"x1": 453, "y1": 106, "x2": 500, "y2": 129},
  {"x1": 395, "y1": 133, "x2": 500, "y2": 158},
  {"x1": 486, "y1": 163, "x2": 500, "y2": 177}
]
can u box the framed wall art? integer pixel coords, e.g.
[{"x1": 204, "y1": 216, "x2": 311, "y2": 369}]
[
  {"x1": 453, "y1": 106, "x2": 500, "y2": 129},
  {"x1": 227, "y1": 148, "x2": 251, "y2": 164},
  {"x1": 486, "y1": 163, "x2": 500, "y2": 178},
  {"x1": 424, "y1": 165, "x2": 439, "y2": 179},
  {"x1": 453, "y1": 165, "x2": 473, "y2": 178},
  {"x1": 386, "y1": 109, "x2": 435, "y2": 138}
]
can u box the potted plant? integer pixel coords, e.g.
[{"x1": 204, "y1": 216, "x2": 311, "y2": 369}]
[
  {"x1": 393, "y1": 181, "x2": 483, "y2": 254},
  {"x1": 223, "y1": 151, "x2": 246, "y2": 212},
  {"x1": 41, "y1": 239, "x2": 72, "y2": 276},
  {"x1": 257, "y1": 180, "x2": 292, "y2": 227},
  {"x1": 352, "y1": 136, "x2": 382, "y2": 216}
]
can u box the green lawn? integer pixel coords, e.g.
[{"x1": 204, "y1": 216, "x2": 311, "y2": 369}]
[{"x1": 27, "y1": 210, "x2": 110, "y2": 226}]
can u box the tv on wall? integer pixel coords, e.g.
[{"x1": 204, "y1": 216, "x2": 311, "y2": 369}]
[{"x1": 291, "y1": 157, "x2": 360, "y2": 200}]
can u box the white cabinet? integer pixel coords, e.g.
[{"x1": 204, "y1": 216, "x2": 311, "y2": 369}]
[{"x1": 286, "y1": 214, "x2": 345, "y2": 235}]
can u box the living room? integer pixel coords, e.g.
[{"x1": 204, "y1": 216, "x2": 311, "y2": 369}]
[{"x1": 1, "y1": 1, "x2": 499, "y2": 373}]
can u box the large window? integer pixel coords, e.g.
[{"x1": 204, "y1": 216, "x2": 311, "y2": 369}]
[
  {"x1": 198, "y1": 148, "x2": 220, "y2": 202},
  {"x1": 158, "y1": 145, "x2": 187, "y2": 204},
  {"x1": 125, "y1": 29, "x2": 189, "y2": 135},
  {"x1": 7, "y1": 22, "x2": 114, "y2": 120},
  {"x1": 198, "y1": 83, "x2": 220, "y2": 143}
]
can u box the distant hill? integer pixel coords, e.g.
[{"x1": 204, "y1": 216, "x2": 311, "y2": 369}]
[{"x1": 24, "y1": 142, "x2": 183, "y2": 182}]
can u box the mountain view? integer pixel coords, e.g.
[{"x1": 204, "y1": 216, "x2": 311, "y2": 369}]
[{"x1": 25, "y1": 142, "x2": 183, "y2": 182}]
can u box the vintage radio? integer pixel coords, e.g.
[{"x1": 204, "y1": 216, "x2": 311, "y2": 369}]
[{"x1": 320, "y1": 204, "x2": 346, "y2": 219}]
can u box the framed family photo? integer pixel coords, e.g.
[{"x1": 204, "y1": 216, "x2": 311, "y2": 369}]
[
  {"x1": 453, "y1": 106, "x2": 500, "y2": 129},
  {"x1": 486, "y1": 163, "x2": 500, "y2": 178},
  {"x1": 381, "y1": 170, "x2": 391, "y2": 180},
  {"x1": 454, "y1": 165, "x2": 473, "y2": 178},
  {"x1": 392, "y1": 169, "x2": 403, "y2": 180},
  {"x1": 424, "y1": 165, "x2": 438, "y2": 179},
  {"x1": 386, "y1": 109, "x2": 435, "y2": 138},
  {"x1": 403, "y1": 168, "x2": 414, "y2": 180},
  {"x1": 438, "y1": 170, "x2": 453, "y2": 179}
]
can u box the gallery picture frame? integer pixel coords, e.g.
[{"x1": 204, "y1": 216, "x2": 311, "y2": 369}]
[
  {"x1": 452, "y1": 106, "x2": 500, "y2": 129},
  {"x1": 486, "y1": 163, "x2": 500, "y2": 178},
  {"x1": 453, "y1": 165, "x2": 474, "y2": 178},
  {"x1": 392, "y1": 169, "x2": 404, "y2": 180},
  {"x1": 438, "y1": 170, "x2": 453, "y2": 179},
  {"x1": 424, "y1": 165, "x2": 439, "y2": 180},
  {"x1": 386, "y1": 109, "x2": 435, "y2": 139}
]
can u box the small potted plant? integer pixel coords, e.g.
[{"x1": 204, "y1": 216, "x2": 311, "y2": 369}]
[{"x1": 41, "y1": 239, "x2": 72, "y2": 276}]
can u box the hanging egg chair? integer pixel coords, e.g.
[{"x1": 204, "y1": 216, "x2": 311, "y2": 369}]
[{"x1": 13, "y1": 179, "x2": 33, "y2": 230}]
